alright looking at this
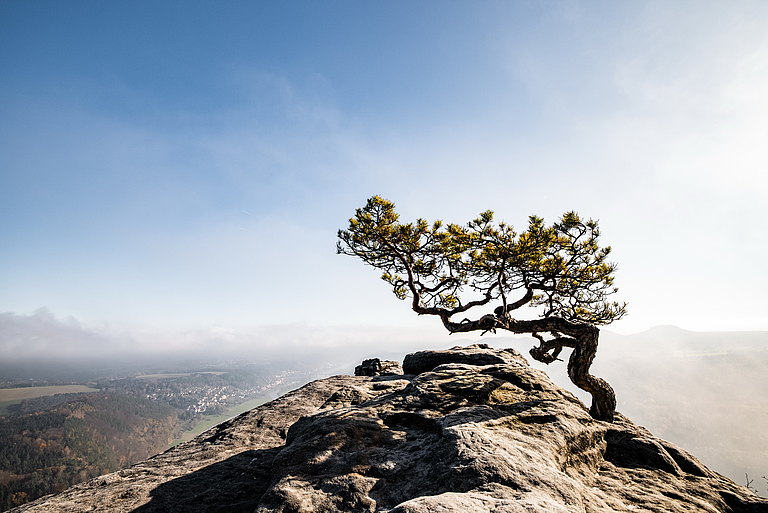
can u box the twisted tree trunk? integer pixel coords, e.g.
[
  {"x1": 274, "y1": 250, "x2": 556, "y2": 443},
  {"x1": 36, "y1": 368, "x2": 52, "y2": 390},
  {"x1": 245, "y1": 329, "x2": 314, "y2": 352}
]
[{"x1": 443, "y1": 314, "x2": 616, "y2": 422}]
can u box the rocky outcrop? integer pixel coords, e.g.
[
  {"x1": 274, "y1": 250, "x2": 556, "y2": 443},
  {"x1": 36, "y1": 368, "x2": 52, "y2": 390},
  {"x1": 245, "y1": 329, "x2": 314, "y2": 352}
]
[
  {"x1": 402, "y1": 343, "x2": 516, "y2": 375},
  {"x1": 10, "y1": 345, "x2": 766, "y2": 512},
  {"x1": 354, "y1": 358, "x2": 403, "y2": 377}
]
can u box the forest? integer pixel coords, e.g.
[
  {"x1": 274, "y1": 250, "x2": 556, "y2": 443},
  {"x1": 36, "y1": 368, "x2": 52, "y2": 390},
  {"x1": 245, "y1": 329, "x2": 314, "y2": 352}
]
[
  {"x1": 0, "y1": 391, "x2": 180, "y2": 510},
  {"x1": 0, "y1": 364, "x2": 299, "y2": 511}
]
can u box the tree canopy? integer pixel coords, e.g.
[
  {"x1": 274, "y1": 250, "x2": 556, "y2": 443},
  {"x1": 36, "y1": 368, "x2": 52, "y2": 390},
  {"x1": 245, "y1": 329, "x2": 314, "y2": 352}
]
[{"x1": 337, "y1": 196, "x2": 627, "y2": 421}]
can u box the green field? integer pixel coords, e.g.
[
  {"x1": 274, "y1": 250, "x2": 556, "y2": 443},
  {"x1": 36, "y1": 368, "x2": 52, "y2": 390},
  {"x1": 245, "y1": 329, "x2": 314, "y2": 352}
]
[{"x1": 0, "y1": 385, "x2": 99, "y2": 414}]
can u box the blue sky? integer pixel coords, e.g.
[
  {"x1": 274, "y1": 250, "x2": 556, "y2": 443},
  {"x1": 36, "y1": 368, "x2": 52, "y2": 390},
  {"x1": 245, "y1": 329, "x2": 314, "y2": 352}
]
[{"x1": 2, "y1": 1, "x2": 767, "y2": 352}]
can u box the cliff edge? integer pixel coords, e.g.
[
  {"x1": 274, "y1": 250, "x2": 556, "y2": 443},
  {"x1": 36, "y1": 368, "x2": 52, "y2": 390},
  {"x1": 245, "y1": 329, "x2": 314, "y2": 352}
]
[{"x1": 10, "y1": 345, "x2": 767, "y2": 512}]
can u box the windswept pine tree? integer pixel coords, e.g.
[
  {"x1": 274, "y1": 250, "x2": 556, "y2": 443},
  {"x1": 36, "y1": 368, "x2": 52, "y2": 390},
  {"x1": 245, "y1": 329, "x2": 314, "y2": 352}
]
[{"x1": 338, "y1": 196, "x2": 627, "y2": 421}]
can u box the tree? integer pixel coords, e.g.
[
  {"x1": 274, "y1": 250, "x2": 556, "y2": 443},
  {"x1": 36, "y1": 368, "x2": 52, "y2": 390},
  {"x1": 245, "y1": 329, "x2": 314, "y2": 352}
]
[{"x1": 337, "y1": 196, "x2": 627, "y2": 421}]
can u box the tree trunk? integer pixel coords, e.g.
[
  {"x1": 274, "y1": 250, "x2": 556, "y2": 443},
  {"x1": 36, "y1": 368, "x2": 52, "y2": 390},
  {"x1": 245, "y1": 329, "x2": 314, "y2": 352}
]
[
  {"x1": 563, "y1": 326, "x2": 616, "y2": 422},
  {"x1": 444, "y1": 315, "x2": 616, "y2": 422}
]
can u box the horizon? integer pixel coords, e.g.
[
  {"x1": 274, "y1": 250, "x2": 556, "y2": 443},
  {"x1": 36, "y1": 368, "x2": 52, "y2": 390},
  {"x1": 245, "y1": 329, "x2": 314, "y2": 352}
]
[
  {"x1": 2, "y1": 1, "x2": 768, "y2": 354},
  {"x1": 2, "y1": 307, "x2": 767, "y2": 363}
]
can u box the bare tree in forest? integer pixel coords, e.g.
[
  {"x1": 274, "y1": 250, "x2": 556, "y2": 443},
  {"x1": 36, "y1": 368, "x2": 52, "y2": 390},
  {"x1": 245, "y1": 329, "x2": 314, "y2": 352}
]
[{"x1": 337, "y1": 196, "x2": 627, "y2": 422}]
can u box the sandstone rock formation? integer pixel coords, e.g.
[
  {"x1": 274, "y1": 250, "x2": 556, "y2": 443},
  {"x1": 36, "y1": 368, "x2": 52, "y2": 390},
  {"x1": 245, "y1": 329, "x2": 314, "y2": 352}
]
[
  {"x1": 354, "y1": 358, "x2": 403, "y2": 377},
  {"x1": 10, "y1": 345, "x2": 766, "y2": 512}
]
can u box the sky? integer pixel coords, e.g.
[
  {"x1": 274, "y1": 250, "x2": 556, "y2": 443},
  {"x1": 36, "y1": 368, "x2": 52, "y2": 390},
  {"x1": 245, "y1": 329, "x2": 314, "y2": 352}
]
[{"x1": 2, "y1": 1, "x2": 768, "y2": 356}]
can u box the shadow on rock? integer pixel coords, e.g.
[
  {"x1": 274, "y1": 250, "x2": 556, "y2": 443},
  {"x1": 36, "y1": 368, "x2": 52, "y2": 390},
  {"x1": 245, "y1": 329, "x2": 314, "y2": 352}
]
[{"x1": 131, "y1": 446, "x2": 282, "y2": 513}]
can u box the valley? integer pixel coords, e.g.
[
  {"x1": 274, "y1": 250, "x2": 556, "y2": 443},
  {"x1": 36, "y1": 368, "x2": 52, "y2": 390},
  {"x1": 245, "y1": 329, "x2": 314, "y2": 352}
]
[{"x1": 0, "y1": 359, "x2": 314, "y2": 511}]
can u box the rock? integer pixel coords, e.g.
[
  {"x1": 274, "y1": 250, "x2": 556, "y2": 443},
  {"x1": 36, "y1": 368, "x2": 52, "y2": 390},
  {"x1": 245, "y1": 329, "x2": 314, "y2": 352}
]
[
  {"x1": 354, "y1": 358, "x2": 403, "y2": 376},
  {"x1": 402, "y1": 343, "x2": 525, "y2": 374},
  {"x1": 9, "y1": 345, "x2": 766, "y2": 513}
]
